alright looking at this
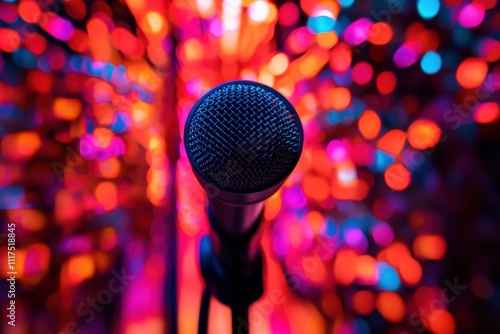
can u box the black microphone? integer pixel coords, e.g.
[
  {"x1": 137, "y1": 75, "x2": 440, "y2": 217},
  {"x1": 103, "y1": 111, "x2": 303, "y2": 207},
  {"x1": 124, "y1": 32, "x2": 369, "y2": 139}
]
[
  {"x1": 184, "y1": 80, "x2": 303, "y2": 266},
  {"x1": 185, "y1": 80, "x2": 303, "y2": 334}
]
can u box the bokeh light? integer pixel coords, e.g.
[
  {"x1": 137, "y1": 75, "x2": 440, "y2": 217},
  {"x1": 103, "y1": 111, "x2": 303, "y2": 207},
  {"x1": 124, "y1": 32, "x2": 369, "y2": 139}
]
[
  {"x1": 417, "y1": 0, "x2": 440, "y2": 19},
  {"x1": 1, "y1": 0, "x2": 498, "y2": 333},
  {"x1": 473, "y1": 102, "x2": 500, "y2": 124},
  {"x1": 407, "y1": 119, "x2": 442, "y2": 150},
  {"x1": 458, "y1": 3, "x2": 485, "y2": 28},
  {"x1": 456, "y1": 57, "x2": 488, "y2": 88},
  {"x1": 421, "y1": 51, "x2": 442, "y2": 74}
]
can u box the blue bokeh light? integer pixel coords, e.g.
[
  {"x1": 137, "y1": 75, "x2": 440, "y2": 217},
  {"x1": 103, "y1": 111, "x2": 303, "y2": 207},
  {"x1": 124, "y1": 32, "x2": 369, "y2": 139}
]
[
  {"x1": 0, "y1": 187, "x2": 25, "y2": 210},
  {"x1": 376, "y1": 262, "x2": 401, "y2": 291},
  {"x1": 369, "y1": 149, "x2": 396, "y2": 173},
  {"x1": 338, "y1": 0, "x2": 355, "y2": 8},
  {"x1": 110, "y1": 111, "x2": 131, "y2": 133},
  {"x1": 420, "y1": 51, "x2": 442, "y2": 74},
  {"x1": 417, "y1": 0, "x2": 440, "y2": 19},
  {"x1": 323, "y1": 219, "x2": 338, "y2": 238},
  {"x1": 307, "y1": 15, "x2": 336, "y2": 34}
]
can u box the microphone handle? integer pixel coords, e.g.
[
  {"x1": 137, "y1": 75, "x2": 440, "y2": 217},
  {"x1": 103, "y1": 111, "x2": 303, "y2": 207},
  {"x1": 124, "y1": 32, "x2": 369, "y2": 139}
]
[
  {"x1": 207, "y1": 198, "x2": 264, "y2": 273},
  {"x1": 207, "y1": 198, "x2": 264, "y2": 236}
]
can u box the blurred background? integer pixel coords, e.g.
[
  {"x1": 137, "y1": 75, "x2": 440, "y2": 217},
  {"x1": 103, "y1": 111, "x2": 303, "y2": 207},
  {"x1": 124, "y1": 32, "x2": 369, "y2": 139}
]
[{"x1": 0, "y1": 0, "x2": 499, "y2": 333}]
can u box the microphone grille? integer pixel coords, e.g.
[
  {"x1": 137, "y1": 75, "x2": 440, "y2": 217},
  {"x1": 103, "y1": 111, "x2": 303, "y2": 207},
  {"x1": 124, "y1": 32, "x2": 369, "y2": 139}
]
[{"x1": 185, "y1": 81, "x2": 303, "y2": 194}]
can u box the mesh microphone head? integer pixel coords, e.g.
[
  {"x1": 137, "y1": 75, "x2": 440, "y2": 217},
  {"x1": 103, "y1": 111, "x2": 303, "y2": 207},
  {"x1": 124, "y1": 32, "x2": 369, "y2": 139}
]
[{"x1": 184, "y1": 80, "x2": 303, "y2": 196}]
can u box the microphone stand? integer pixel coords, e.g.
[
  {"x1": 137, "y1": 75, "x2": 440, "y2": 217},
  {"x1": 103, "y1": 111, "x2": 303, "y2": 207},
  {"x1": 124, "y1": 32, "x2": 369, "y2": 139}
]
[{"x1": 197, "y1": 207, "x2": 265, "y2": 334}]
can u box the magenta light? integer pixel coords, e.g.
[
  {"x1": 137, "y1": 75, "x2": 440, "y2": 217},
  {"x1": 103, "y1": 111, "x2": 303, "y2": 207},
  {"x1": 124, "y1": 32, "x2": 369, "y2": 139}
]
[
  {"x1": 48, "y1": 17, "x2": 75, "y2": 41},
  {"x1": 343, "y1": 18, "x2": 372, "y2": 46},
  {"x1": 458, "y1": 4, "x2": 485, "y2": 29}
]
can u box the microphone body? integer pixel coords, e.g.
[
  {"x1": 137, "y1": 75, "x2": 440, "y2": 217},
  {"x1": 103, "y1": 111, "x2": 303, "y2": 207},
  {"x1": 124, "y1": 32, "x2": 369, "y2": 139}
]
[
  {"x1": 184, "y1": 80, "x2": 303, "y2": 270},
  {"x1": 208, "y1": 198, "x2": 263, "y2": 236},
  {"x1": 185, "y1": 80, "x2": 303, "y2": 333}
]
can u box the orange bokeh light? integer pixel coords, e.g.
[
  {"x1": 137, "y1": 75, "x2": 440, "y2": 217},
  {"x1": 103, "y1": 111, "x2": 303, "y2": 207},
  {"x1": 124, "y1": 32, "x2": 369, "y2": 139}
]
[
  {"x1": 356, "y1": 255, "x2": 378, "y2": 284},
  {"x1": 456, "y1": 58, "x2": 488, "y2": 89},
  {"x1": 331, "y1": 178, "x2": 370, "y2": 201},
  {"x1": 378, "y1": 242, "x2": 411, "y2": 268},
  {"x1": 384, "y1": 163, "x2": 411, "y2": 191},
  {"x1": 7, "y1": 209, "x2": 47, "y2": 232},
  {"x1": 316, "y1": 31, "x2": 338, "y2": 49},
  {"x1": 269, "y1": 52, "x2": 289, "y2": 76},
  {"x1": 264, "y1": 2, "x2": 278, "y2": 24},
  {"x1": 98, "y1": 157, "x2": 121, "y2": 178},
  {"x1": 87, "y1": 17, "x2": 112, "y2": 60},
  {"x1": 300, "y1": 0, "x2": 321, "y2": 15},
  {"x1": 369, "y1": 22, "x2": 393, "y2": 45},
  {"x1": 425, "y1": 309, "x2": 456, "y2": 334},
  {"x1": 95, "y1": 181, "x2": 118, "y2": 211},
  {"x1": 377, "y1": 129, "x2": 406, "y2": 156},
  {"x1": 334, "y1": 248, "x2": 357, "y2": 285},
  {"x1": 67, "y1": 255, "x2": 95, "y2": 284},
  {"x1": 1, "y1": 131, "x2": 42, "y2": 161},
  {"x1": 264, "y1": 192, "x2": 282, "y2": 221},
  {"x1": 299, "y1": 49, "x2": 330, "y2": 78},
  {"x1": 311, "y1": 148, "x2": 331, "y2": 175},
  {"x1": 407, "y1": 119, "x2": 442, "y2": 150},
  {"x1": 54, "y1": 98, "x2": 82, "y2": 121},
  {"x1": 18, "y1": 0, "x2": 42, "y2": 24},
  {"x1": 183, "y1": 38, "x2": 204, "y2": 62},
  {"x1": 376, "y1": 292, "x2": 406, "y2": 323},
  {"x1": 331, "y1": 87, "x2": 351, "y2": 110},
  {"x1": 143, "y1": 11, "x2": 166, "y2": 34},
  {"x1": 414, "y1": 235, "x2": 447, "y2": 260},
  {"x1": 306, "y1": 210, "x2": 325, "y2": 235},
  {"x1": 303, "y1": 174, "x2": 329, "y2": 201},
  {"x1": 358, "y1": 109, "x2": 381, "y2": 140},
  {"x1": 398, "y1": 257, "x2": 423, "y2": 285}
]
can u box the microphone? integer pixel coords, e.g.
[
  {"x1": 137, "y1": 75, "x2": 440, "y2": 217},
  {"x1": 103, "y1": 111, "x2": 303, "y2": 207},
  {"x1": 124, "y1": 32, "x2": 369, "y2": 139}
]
[
  {"x1": 185, "y1": 80, "x2": 303, "y2": 334},
  {"x1": 184, "y1": 80, "x2": 303, "y2": 268}
]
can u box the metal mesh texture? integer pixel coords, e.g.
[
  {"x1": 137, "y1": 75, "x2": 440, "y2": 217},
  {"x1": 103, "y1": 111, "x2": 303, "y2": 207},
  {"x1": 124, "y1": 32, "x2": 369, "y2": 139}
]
[{"x1": 185, "y1": 82, "x2": 302, "y2": 193}]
